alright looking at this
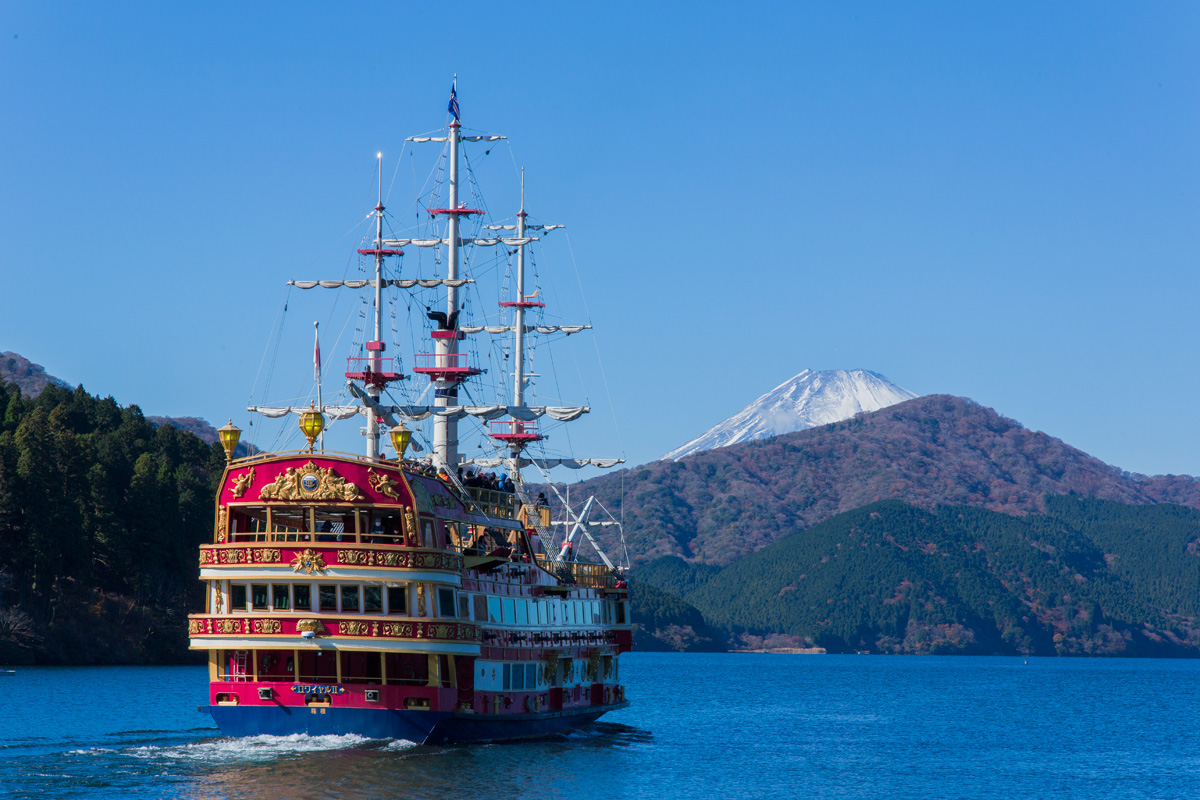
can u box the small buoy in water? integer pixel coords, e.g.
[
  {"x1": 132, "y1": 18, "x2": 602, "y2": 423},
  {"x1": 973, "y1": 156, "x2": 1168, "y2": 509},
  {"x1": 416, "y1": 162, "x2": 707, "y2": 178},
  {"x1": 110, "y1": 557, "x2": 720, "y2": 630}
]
[{"x1": 1024, "y1": 660, "x2": 1028, "y2": 665}]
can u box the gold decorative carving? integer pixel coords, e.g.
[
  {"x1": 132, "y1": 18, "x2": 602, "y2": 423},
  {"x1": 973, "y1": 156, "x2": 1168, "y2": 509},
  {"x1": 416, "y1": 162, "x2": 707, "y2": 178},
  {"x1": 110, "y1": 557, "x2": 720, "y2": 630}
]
[
  {"x1": 213, "y1": 619, "x2": 241, "y2": 634},
  {"x1": 230, "y1": 467, "x2": 256, "y2": 499},
  {"x1": 367, "y1": 468, "x2": 401, "y2": 500},
  {"x1": 416, "y1": 583, "x2": 426, "y2": 616},
  {"x1": 215, "y1": 506, "x2": 227, "y2": 543},
  {"x1": 188, "y1": 619, "x2": 204, "y2": 635},
  {"x1": 381, "y1": 622, "x2": 413, "y2": 637},
  {"x1": 252, "y1": 548, "x2": 281, "y2": 563},
  {"x1": 291, "y1": 549, "x2": 327, "y2": 575},
  {"x1": 218, "y1": 549, "x2": 246, "y2": 564},
  {"x1": 403, "y1": 508, "x2": 419, "y2": 546},
  {"x1": 253, "y1": 619, "x2": 281, "y2": 634},
  {"x1": 213, "y1": 582, "x2": 223, "y2": 613},
  {"x1": 259, "y1": 461, "x2": 363, "y2": 502},
  {"x1": 339, "y1": 550, "x2": 375, "y2": 566},
  {"x1": 296, "y1": 619, "x2": 327, "y2": 634},
  {"x1": 338, "y1": 621, "x2": 370, "y2": 635}
]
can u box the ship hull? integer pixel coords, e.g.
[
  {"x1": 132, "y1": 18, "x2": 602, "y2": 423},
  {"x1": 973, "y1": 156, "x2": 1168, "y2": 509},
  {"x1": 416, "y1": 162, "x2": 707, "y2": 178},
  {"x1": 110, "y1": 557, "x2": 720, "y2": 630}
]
[{"x1": 205, "y1": 700, "x2": 628, "y2": 744}]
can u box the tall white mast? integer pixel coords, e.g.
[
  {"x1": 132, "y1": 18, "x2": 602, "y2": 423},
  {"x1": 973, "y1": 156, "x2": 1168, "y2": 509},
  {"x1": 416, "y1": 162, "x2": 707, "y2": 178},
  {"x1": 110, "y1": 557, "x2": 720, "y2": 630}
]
[
  {"x1": 434, "y1": 78, "x2": 462, "y2": 469},
  {"x1": 366, "y1": 152, "x2": 385, "y2": 459},
  {"x1": 507, "y1": 172, "x2": 529, "y2": 482}
]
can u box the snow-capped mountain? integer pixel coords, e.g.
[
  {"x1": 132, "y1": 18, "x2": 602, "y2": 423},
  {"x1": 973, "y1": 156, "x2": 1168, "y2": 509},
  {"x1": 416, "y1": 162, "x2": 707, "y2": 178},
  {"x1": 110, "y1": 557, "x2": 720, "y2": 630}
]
[{"x1": 663, "y1": 369, "x2": 918, "y2": 461}]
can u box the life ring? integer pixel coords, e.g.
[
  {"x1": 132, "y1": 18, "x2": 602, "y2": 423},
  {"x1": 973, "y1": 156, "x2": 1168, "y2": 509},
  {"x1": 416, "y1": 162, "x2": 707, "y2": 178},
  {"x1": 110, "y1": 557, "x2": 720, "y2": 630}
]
[{"x1": 525, "y1": 695, "x2": 535, "y2": 712}]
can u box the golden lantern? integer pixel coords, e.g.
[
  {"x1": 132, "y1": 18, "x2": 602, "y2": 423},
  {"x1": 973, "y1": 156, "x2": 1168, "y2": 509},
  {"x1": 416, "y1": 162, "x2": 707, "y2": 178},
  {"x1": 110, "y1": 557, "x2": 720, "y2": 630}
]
[
  {"x1": 389, "y1": 423, "x2": 413, "y2": 460},
  {"x1": 217, "y1": 420, "x2": 242, "y2": 462},
  {"x1": 298, "y1": 406, "x2": 326, "y2": 452}
]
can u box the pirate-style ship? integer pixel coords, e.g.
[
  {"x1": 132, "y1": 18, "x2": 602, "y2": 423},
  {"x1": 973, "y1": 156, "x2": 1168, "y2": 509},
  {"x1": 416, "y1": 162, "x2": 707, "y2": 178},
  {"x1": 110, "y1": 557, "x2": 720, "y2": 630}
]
[{"x1": 190, "y1": 84, "x2": 631, "y2": 743}]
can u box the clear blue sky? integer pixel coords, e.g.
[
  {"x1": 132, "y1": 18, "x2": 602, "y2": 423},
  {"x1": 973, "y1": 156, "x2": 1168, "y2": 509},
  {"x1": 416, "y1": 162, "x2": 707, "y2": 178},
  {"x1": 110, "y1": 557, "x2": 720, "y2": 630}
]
[{"x1": 2, "y1": 2, "x2": 1198, "y2": 477}]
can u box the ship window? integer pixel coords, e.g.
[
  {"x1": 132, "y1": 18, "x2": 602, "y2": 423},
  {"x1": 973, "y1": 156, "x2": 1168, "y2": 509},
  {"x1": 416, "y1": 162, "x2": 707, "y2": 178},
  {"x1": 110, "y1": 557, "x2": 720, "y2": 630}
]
[
  {"x1": 385, "y1": 652, "x2": 428, "y2": 685},
  {"x1": 342, "y1": 585, "x2": 361, "y2": 613},
  {"x1": 437, "y1": 588, "x2": 456, "y2": 618},
  {"x1": 512, "y1": 662, "x2": 525, "y2": 691},
  {"x1": 422, "y1": 520, "x2": 435, "y2": 548},
  {"x1": 487, "y1": 597, "x2": 501, "y2": 624},
  {"x1": 319, "y1": 585, "x2": 337, "y2": 612},
  {"x1": 502, "y1": 598, "x2": 514, "y2": 624},
  {"x1": 251, "y1": 584, "x2": 269, "y2": 610},
  {"x1": 314, "y1": 507, "x2": 354, "y2": 542},
  {"x1": 564, "y1": 602, "x2": 573, "y2": 625},
  {"x1": 439, "y1": 655, "x2": 453, "y2": 688},
  {"x1": 297, "y1": 650, "x2": 338, "y2": 683},
  {"x1": 516, "y1": 600, "x2": 528, "y2": 626},
  {"x1": 366, "y1": 512, "x2": 403, "y2": 545},
  {"x1": 616, "y1": 602, "x2": 626, "y2": 624},
  {"x1": 458, "y1": 594, "x2": 470, "y2": 619},
  {"x1": 340, "y1": 651, "x2": 382, "y2": 684},
  {"x1": 257, "y1": 650, "x2": 293, "y2": 681},
  {"x1": 473, "y1": 595, "x2": 486, "y2": 622},
  {"x1": 230, "y1": 584, "x2": 247, "y2": 611},
  {"x1": 364, "y1": 586, "x2": 383, "y2": 613},
  {"x1": 294, "y1": 584, "x2": 311, "y2": 611},
  {"x1": 525, "y1": 663, "x2": 537, "y2": 689},
  {"x1": 502, "y1": 663, "x2": 511, "y2": 690},
  {"x1": 271, "y1": 585, "x2": 290, "y2": 610},
  {"x1": 388, "y1": 586, "x2": 407, "y2": 615},
  {"x1": 592, "y1": 601, "x2": 600, "y2": 624}
]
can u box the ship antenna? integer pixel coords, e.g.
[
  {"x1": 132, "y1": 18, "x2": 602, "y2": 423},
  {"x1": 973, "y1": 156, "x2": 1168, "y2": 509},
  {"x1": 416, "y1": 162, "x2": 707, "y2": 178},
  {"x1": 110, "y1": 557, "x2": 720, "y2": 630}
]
[{"x1": 434, "y1": 80, "x2": 464, "y2": 469}]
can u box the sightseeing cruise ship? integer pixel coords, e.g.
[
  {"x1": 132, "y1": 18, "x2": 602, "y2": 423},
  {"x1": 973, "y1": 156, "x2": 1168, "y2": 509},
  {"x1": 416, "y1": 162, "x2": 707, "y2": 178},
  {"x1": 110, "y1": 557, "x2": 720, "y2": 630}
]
[{"x1": 189, "y1": 83, "x2": 632, "y2": 743}]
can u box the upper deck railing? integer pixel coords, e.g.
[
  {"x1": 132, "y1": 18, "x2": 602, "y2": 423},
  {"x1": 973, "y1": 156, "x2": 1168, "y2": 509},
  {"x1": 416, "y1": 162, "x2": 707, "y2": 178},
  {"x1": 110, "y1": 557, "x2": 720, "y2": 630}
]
[
  {"x1": 533, "y1": 556, "x2": 621, "y2": 589},
  {"x1": 463, "y1": 486, "x2": 517, "y2": 520}
]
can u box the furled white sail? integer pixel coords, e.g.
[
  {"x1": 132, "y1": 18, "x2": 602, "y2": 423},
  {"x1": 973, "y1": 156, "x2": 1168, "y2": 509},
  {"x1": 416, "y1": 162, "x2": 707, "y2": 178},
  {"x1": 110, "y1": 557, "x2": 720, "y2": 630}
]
[
  {"x1": 461, "y1": 457, "x2": 624, "y2": 469},
  {"x1": 248, "y1": 405, "x2": 362, "y2": 421},
  {"x1": 380, "y1": 238, "x2": 535, "y2": 248},
  {"x1": 458, "y1": 325, "x2": 591, "y2": 335},
  {"x1": 384, "y1": 405, "x2": 589, "y2": 422},
  {"x1": 290, "y1": 279, "x2": 473, "y2": 289}
]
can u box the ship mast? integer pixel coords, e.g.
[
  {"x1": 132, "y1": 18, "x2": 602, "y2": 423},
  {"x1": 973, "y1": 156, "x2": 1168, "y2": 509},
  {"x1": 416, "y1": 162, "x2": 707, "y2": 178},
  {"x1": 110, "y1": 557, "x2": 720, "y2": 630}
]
[
  {"x1": 434, "y1": 81, "x2": 463, "y2": 469},
  {"x1": 366, "y1": 153, "x2": 385, "y2": 458},
  {"x1": 508, "y1": 172, "x2": 529, "y2": 482}
]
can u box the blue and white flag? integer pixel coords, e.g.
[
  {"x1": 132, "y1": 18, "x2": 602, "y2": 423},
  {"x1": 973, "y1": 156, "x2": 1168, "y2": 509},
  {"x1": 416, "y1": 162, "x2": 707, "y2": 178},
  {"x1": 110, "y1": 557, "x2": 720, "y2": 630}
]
[{"x1": 448, "y1": 83, "x2": 460, "y2": 121}]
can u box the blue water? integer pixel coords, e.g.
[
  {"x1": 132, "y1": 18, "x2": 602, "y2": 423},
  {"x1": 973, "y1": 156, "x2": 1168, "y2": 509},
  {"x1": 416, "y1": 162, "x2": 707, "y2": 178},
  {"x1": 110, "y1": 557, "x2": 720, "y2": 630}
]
[{"x1": 2, "y1": 654, "x2": 1199, "y2": 799}]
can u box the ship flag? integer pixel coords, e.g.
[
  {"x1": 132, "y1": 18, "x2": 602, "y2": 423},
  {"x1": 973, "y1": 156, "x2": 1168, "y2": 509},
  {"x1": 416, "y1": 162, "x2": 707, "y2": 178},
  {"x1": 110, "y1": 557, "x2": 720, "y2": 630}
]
[
  {"x1": 313, "y1": 322, "x2": 321, "y2": 380},
  {"x1": 448, "y1": 82, "x2": 460, "y2": 121}
]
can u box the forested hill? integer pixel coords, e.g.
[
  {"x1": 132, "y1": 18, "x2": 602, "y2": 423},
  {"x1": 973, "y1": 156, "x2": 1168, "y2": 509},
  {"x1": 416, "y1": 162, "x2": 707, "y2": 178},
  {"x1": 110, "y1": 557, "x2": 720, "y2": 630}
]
[
  {"x1": 637, "y1": 496, "x2": 1200, "y2": 657},
  {"x1": 0, "y1": 381, "x2": 225, "y2": 664},
  {"x1": 558, "y1": 395, "x2": 1200, "y2": 565},
  {"x1": 0, "y1": 352, "x2": 71, "y2": 397}
]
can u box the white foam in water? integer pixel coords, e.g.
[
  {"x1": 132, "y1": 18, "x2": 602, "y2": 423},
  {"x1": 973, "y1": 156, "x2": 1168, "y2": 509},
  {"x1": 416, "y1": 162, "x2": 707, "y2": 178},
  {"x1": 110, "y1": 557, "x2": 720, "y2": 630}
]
[{"x1": 125, "y1": 733, "x2": 384, "y2": 762}]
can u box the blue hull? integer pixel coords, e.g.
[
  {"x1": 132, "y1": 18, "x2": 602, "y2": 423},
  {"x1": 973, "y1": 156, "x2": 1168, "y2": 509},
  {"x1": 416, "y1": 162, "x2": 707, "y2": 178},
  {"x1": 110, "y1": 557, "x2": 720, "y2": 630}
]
[{"x1": 204, "y1": 701, "x2": 629, "y2": 744}]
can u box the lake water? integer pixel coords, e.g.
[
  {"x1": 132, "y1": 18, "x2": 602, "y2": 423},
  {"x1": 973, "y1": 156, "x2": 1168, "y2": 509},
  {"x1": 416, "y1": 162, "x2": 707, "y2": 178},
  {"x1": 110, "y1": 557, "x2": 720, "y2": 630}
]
[{"x1": 3, "y1": 653, "x2": 1199, "y2": 799}]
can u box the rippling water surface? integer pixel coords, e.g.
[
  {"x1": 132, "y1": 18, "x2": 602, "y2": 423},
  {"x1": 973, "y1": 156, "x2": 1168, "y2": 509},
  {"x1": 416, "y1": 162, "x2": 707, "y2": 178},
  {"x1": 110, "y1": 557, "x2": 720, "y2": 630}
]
[{"x1": 4, "y1": 654, "x2": 1200, "y2": 799}]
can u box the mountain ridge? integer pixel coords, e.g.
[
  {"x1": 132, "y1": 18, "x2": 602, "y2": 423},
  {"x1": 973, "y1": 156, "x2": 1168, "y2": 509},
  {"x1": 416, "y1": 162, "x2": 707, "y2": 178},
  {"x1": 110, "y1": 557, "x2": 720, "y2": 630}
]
[
  {"x1": 663, "y1": 368, "x2": 917, "y2": 460},
  {"x1": 555, "y1": 394, "x2": 1200, "y2": 566}
]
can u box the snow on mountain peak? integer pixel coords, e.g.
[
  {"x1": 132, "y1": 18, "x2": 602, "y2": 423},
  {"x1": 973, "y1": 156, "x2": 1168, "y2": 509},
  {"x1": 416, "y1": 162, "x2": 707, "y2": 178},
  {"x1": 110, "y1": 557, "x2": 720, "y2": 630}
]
[{"x1": 663, "y1": 369, "x2": 918, "y2": 461}]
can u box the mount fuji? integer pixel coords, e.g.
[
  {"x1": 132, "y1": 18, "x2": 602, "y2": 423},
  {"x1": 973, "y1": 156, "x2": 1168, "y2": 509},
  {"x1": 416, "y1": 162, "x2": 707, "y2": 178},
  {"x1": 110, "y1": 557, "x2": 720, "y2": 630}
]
[{"x1": 663, "y1": 369, "x2": 918, "y2": 461}]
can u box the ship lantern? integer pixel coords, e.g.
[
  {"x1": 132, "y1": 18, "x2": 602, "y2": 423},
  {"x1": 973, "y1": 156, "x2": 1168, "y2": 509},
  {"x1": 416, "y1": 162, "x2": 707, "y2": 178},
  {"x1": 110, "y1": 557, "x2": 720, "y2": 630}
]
[
  {"x1": 298, "y1": 406, "x2": 326, "y2": 452},
  {"x1": 389, "y1": 423, "x2": 413, "y2": 460},
  {"x1": 217, "y1": 420, "x2": 241, "y2": 462}
]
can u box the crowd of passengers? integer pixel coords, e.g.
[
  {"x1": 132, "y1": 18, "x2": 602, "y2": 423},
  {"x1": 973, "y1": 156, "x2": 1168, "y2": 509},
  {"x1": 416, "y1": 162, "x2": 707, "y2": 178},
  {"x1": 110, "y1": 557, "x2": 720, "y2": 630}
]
[{"x1": 403, "y1": 460, "x2": 517, "y2": 494}]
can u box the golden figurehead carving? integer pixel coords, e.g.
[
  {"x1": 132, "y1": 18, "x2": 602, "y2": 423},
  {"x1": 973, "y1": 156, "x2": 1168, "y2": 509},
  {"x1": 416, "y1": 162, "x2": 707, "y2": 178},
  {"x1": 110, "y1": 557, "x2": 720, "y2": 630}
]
[
  {"x1": 230, "y1": 467, "x2": 256, "y2": 498},
  {"x1": 296, "y1": 619, "x2": 328, "y2": 635},
  {"x1": 291, "y1": 548, "x2": 328, "y2": 575},
  {"x1": 416, "y1": 583, "x2": 426, "y2": 616},
  {"x1": 259, "y1": 461, "x2": 363, "y2": 502},
  {"x1": 367, "y1": 468, "x2": 401, "y2": 500}
]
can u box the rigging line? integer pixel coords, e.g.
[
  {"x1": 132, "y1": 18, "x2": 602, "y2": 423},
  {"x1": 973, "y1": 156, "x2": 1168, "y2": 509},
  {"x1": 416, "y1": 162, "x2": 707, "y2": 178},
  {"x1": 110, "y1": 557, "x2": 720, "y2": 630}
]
[
  {"x1": 247, "y1": 284, "x2": 292, "y2": 407},
  {"x1": 384, "y1": 142, "x2": 407, "y2": 207},
  {"x1": 564, "y1": 231, "x2": 625, "y2": 458}
]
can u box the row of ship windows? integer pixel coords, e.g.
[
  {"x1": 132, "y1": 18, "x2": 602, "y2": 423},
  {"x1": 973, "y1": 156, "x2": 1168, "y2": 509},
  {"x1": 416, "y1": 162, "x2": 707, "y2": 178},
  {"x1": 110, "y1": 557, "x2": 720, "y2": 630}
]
[
  {"x1": 215, "y1": 582, "x2": 628, "y2": 626},
  {"x1": 477, "y1": 657, "x2": 619, "y2": 692}
]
